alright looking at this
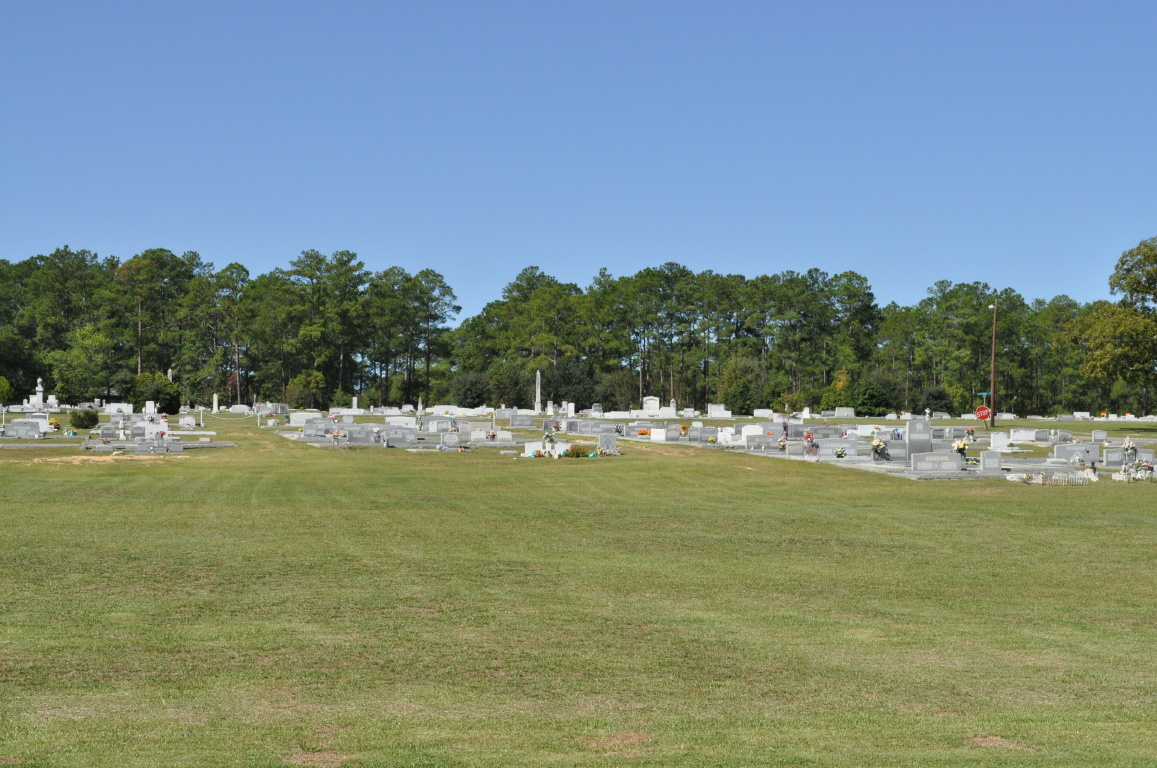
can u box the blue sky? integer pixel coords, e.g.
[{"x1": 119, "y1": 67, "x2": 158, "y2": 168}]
[{"x1": 3, "y1": 1, "x2": 1154, "y2": 319}]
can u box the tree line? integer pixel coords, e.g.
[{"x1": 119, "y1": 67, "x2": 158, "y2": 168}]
[{"x1": 1, "y1": 240, "x2": 1154, "y2": 416}]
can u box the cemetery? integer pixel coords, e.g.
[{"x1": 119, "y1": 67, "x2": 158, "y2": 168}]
[
  {"x1": 2, "y1": 387, "x2": 1156, "y2": 765},
  {"x1": 5, "y1": 383, "x2": 1157, "y2": 482}
]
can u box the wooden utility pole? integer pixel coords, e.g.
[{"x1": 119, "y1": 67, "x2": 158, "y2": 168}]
[{"x1": 989, "y1": 297, "x2": 998, "y2": 429}]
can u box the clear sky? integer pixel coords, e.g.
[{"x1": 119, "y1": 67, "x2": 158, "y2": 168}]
[{"x1": 3, "y1": 1, "x2": 1154, "y2": 319}]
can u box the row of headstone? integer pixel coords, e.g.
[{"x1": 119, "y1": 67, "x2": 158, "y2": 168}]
[{"x1": 1101, "y1": 447, "x2": 1155, "y2": 468}]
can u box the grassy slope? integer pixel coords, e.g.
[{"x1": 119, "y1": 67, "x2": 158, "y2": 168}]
[{"x1": 1, "y1": 418, "x2": 1155, "y2": 766}]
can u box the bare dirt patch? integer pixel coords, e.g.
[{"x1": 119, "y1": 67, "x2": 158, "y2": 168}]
[
  {"x1": 30, "y1": 454, "x2": 188, "y2": 465},
  {"x1": 965, "y1": 736, "x2": 1034, "y2": 750},
  {"x1": 282, "y1": 751, "x2": 354, "y2": 767},
  {"x1": 0, "y1": 759, "x2": 28, "y2": 765},
  {"x1": 583, "y1": 731, "x2": 652, "y2": 755}
]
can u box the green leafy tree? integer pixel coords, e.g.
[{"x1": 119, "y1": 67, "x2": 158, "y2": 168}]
[
  {"x1": 1109, "y1": 236, "x2": 1157, "y2": 311},
  {"x1": 46, "y1": 324, "x2": 113, "y2": 402},
  {"x1": 0, "y1": 375, "x2": 13, "y2": 405},
  {"x1": 131, "y1": 372, "x2": 180, "y2": 413},
  {"x1": 1066, "y1": 303, "x2": 1157, "y2": 413}
]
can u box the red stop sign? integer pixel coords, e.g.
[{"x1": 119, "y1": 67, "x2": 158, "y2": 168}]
[{"x1": 975, "y1": 405, "x2": 992, "y2": 421}]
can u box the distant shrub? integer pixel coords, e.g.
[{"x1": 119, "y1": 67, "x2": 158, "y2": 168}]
[{"x1": 70, "y1": 409, "x2": 100, "y2": 430}]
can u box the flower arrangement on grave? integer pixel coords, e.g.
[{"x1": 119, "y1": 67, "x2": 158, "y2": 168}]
[
  {"x1": 708, "y1": 436, "x2": 716, "y2": 444},
  {"x1": 544, "y1": 432, "x2": 556, "y2": 445},
  {"x1": 48, "y1": 418, "x2": 60, "y2": 430},
  {"x1": 637, "y1": 429, "x2": 651, "y2": 436},
  {"x1": 965, "y1": 426, "x2": 975, "y2": 440},
  {"x1": 834, "y1": 446, "x2": 847, "y2": 458},
  {"x1": 952, "y1": 439, "x2": 968, "y2": 456},
  {"x1": 614, "y1": 424, "x2": 624, "y2": 435},
  {"x1": 871, "y1": 437, "x2": 889, "y2": 459},
  {"x1": 679, "y1": 423, "x2": 688, "y2": 436},
  {"x1": 778, "y1": 435, "x2": 788, "y2": 451},
  {"x1": 1102, "y1": 439, "x2": 1112, "y2": 447},
  {"x1": 1123, "y1": 437, "x2": 1137, "y2": 462}
]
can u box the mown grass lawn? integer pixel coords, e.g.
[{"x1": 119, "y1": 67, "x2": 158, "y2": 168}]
[{"x1": 1, "y1": 417, "x2": 1155, "y2": 766}]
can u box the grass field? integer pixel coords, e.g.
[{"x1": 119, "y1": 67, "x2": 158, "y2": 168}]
[{"x1": 1, "y1": 417, "x2": 1156, "y2": 766}]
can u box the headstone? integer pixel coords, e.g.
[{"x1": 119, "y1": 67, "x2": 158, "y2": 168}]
[
  {"x1": 441, "y1": 432, "x2": 460, "y2": 448},
  {"x1": 740, "y1": 424, "x2": 764, "y2": 441},
  {"x1": 816, "y1": 438, "x2": 858, "y2": 457},
  {"x1": 650, "y1": 428, "x2": 668, "y2": 442},
  {"x1": 1092, "y1": 430, "x2": 1109, "y2": 442},
  {"x1": 745, "y1": 435, "x2": 776, "y2": 451},
  {"x1": 906, "y1": 420, "x2": 932, "y2": 456},
  {"x1": 4, "y1": 421, "x2": 42, "y2": 439},
  {"x1": 911, "y1": 452, "x2": 963, "y2": 471},
  {"x1": 642, "y1": 396, "x2": 660, "y2": 414},
  {"x1": 384, "y1": 415, "x2": 418, "y2": 428},
  {"x1": 1053, "y1": 443, "x2": 1099, "y2": 463},
  {"x1": 597, "y1": 434, "x2": 617, "y2": 453},
  {"x1": 932, "y1": 411, "x2": 951, "y2": 420},
  {"x1": 706, "y1": 403, "x2": 731, "y2": 419},
  {"x1": 834, "y1": 407, "x2": 855, "y2": 419},
  {"x1": 1103, "y1": 448, "x2": 1124, "y2": 468},
  {"x1": 978, "y1": 450, "x2": 1002, "y2": 474},
  {"x1": 510, "y1": 413, "x2": 533, "y2": 428}
]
